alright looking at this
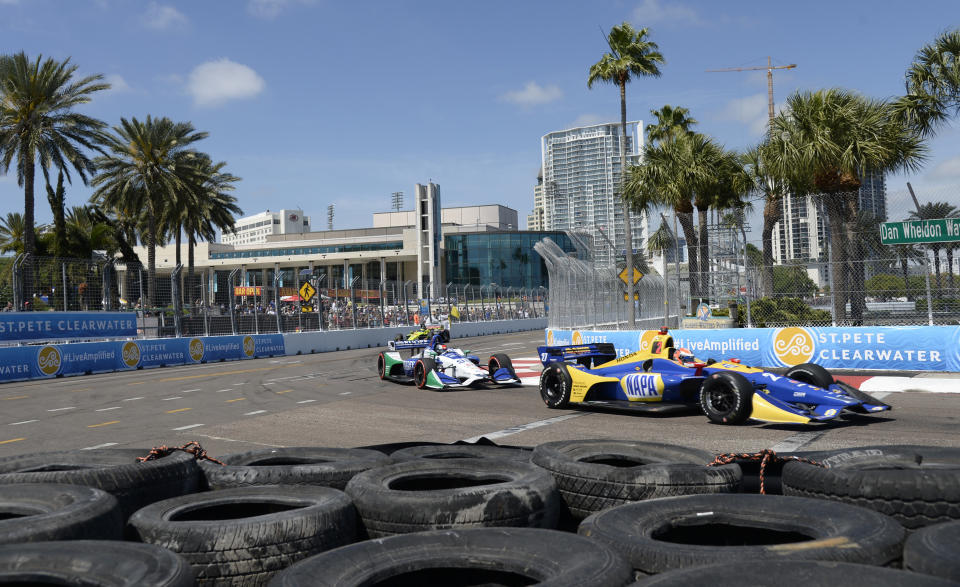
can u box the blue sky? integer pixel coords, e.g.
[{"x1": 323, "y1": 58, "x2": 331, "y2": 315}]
[{"x1": 2, "y1": 0, "x2": 959, "y2": 239}]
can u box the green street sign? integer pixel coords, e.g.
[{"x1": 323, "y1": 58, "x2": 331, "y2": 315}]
[{"x1": 879, "y1": 218, "x2": 960, "y2": 245}]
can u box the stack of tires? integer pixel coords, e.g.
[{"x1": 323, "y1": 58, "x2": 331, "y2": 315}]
[{"x1": 0, "y1": 441, "x2": 957, "y2": 585}]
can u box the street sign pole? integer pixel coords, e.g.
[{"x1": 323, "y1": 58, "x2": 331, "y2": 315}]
[{"x1": 908, "y1": 183, "x2": 935, "y2": 326}]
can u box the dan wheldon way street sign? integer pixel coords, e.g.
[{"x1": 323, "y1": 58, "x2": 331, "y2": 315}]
[{"x1": 879, "y1": 218, "x2": 960, "y2": 245}]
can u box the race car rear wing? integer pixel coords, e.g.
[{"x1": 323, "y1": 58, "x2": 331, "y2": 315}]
[
  {"x1": 389, "y1": 340, "x2": 432, "y2": 351},
  {"x1": 537, "y1": 343, "x2": 618, "y2": 367}
]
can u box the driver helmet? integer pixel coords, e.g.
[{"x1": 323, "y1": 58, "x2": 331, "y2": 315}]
[
  {"x1": 436, "y1": 344, "x2": 448, "y2": 353},
  {"x1": 675, "y1": 347, "x2": 695, "y2": 364}
]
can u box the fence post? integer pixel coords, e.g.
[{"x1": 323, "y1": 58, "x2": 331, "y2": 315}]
[
  {"x1": 202, "y1": 272, "x2": 210, "y2": 337},
  {"x1": 273, "y1": 271, "x2": 282, "y2": 333},
  {"x1": 351, "y1": 276, "x2": 359, "y2": 329},
  {"x1": 62, "y1": 262, "x2": 68, "y2": 311},
  {"x1": 228, "y1": 268, "x2": 240, "y2": 335},
  {"x1": 171, "y1": 264, "x2": 183, "y2": 338}
]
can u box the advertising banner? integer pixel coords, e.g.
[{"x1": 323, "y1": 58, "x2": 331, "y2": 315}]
[
  {"x1": 545, "y1": 326, "x2": 960, "y2": 372},
  {"x1": 0, "y1": 312, "x2": 137, "y2": 342}
]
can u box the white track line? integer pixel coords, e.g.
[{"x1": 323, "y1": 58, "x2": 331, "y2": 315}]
[
  {"x1": 82, "y1": 442, "x2": 118, "y2": 450},
  {"x1": 123, "y1": 397, "x2": 143, "y2": 401},
  {"x1": 297, "y1": 399, "x2": 316, "y2": 404},
  {"x1": 182, "y1": 389, "x2": 201, "y2": 393},
  {"x1": 461, "y1": 413, "x2": 589, "y2": 443},
  {"x1": 172, "y1": 423, "x2": 204, "y2": 431},
  {"x1": 244, "y1": 410, "x2": 267, "y2": 416},
  {"x1": 95, "y1": 407, "x2": 121, "y2": 412},
  {"x1": 161, "y1": 396, "x2": 183, "y2": 401},
  {"x1": 8, "y1": 420, "x2": 37, "y2": 426},
  {"x1": 216, "y1": 389, "x2": 232, "y2": 393},
  {"x1": 47, "y1": 407, "x2": 75, "y2": 412}
]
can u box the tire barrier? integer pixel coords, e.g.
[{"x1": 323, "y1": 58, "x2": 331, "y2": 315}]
[
  {"x1": 0, "y1": 484, "x2": 122, "y2": 543},
  {"x1": 531, "y1": 439, "x2": 742, "y2": 520},
  {"x1": 0, "y1": 448, "x2": 201, "y2": 520},
  {"x1": 577, "y1": 493, "x2": 906, "y2": 575},
  {"x1": 782, "y1": 445, "x2": 960, "y2": 529},
  {"x1": 634, "y1": 560, "x2": 958, "y2": 586},
  {"x1": 389, "y1": 443, "x2": 533, "y2": 462},
  {"x1": 269, "y1": 528, "x2": 635, "y2": 587},
  {"x1": 127, "y1": 485, "x2": 356, "y2": 586},
  {"x1": 902, "y1": 520, "x2": 960, "y2": 581},
  {"x1": 199, "y1": 447, "x2": 393, "y2": 490},
  {"x1": 0, "y1": 540, "x2": 195, "y2": 586},
  {"x1": 344, "y1": 459, "x2": 561, "y2": 538}
]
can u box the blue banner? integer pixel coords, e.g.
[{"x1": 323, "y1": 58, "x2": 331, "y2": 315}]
[
  {"x1": 0, "y1": 312, "x2": 137, "y2": 342},
  {"x1": 545, "y1": 326, "x2": 960, "y2": 372}
]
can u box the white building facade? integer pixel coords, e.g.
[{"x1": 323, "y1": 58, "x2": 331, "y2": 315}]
[
  {"x1": 540, "y1": 122, "x2": 646, "y2": 268},
  {"x1": 221, "y1": 209, "x2": 312, "y2": 245}
]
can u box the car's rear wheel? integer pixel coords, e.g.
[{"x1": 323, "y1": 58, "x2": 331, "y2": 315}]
[
  {"x1": 784, "y1": 363, "x2": 834, "y2": 389},
  {"x1": 700, "y1": 371, "x2": 753, "y2": 425},
  {"x1": 540, "y1": 363, "x2": 572, "y2": 408},
  {"x1": 414, "y1": 358, "x2": 437, "y2": 389},
  {"x1": 377, "y1": 353, "x2": 387, "y2": 380},
  {"x1": 488, "y1": 354, "x2": 516, "y2": 381}
]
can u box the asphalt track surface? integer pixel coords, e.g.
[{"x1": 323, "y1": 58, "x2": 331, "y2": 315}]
[{"x1": 2, "y1": 329, "x2": 960, "y2": 459}]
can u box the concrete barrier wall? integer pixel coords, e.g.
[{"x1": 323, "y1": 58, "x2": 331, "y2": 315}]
[{"x1": 451, "y1": 319, "x2": 548, "y2": 338}]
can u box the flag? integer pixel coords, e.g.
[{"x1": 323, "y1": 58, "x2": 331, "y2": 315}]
[{"x1": 450, "y1": 306, "x2": 460, "y2": 319}]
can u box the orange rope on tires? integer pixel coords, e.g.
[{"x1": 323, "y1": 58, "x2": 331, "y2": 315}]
[
  {"x1": 708, "y1": 449, "x2": 824, "y2": 495},
  {"x1": 137, "y1": 441, "x2": 225, "y2": 466}
]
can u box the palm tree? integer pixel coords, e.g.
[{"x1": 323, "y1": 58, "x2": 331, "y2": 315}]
[
  {"x1": 0, "y1": 52, "x2": 109, "y2": 259},
  {"x1": 908, "y1": 201, "x2": 959, "y2": 294},
  {"x1": 44, "y1": 171, "x2": 69, "y2": 257},
  {"x1": 0, "y1": 212, "x2": 28, "y2": 254},
  {"x1": 589, "y1": 22, "x2": 665, "y2": 327},
  {"x1": 894, "y1": 28, "x2": 960, "y2": 137},
  {"x1": 646, "y1": 104, "x2": 697, "y2": 144},
  {"x1": 767, "y1": 89, "x2": 927, "y2": 323},
  {"x1": 90, "y1": 116, "x2": 208, "y2": 308}
]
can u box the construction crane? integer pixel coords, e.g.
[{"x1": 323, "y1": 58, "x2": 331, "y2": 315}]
[{"x1": 706, "y1": 56, "x2": 796, "y2": 139}]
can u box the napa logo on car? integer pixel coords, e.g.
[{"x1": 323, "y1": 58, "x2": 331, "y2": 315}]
[
  {"x1": 243, "y1": 335, "x2": 256, "y2": 357},
  {"x1": 620, "y1": 373, "x2": 664, "y2": 400},
  {"x1": 121, "y1": 341, "x2": 141, "y2": 368},
  {"x1": 774, "y1": 327, "x2": 814, "y2": 366},
  {"x1": 37, "y1": 345, "x2": 62, "y2": 376},
  {"x1": 188, "y1": 338, "x2": 205, "y2": 362}
]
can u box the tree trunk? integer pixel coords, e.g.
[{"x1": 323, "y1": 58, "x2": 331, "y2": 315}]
[
  {"x1": 23, "y1": 155, "x2": 35, "y2": 257},
  {"x1": 147, "y1": 207, "x2": 156, "y2": 309},
  {"x1": 697, "y1": 205, "x2": 709, "y2": 304},
  {"x1": 619, "y1": 80, "x2": 634, "y2": 327},
  {"x1": 677, "y1": 211, "x2": 699, "y2": 308},
  {"x1": 46, "y1": 172, "x2": 67, "y2": 258},
  {"x1": 761, "y1": 194, "x2": 782, "y2": 298},
  {"x1": 175, "y1": 226, "x2": 182, "y2": 267},
  {"x1": 824, "y1": 200, "x2": 847, "y2": 323},
  {"x1": 188, "y1": 233, "x2": 197, "y2": 307}
]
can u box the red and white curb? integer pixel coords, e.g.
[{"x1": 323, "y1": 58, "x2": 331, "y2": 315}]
[{"x1": 513, "y1": 357, "x2": 960, "y2": 395}]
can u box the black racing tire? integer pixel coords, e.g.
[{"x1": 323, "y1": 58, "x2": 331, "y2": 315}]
[
  {"x1": 377, "y1": 352, "x2": 387, "y2": 379},
  {"x1": 699, "y1": 371, "x2": 754, "y2": 425},
  {"x1": 268, "y1": 528, "x2": 634, "y2": 587},
  {"x1": 127, "y1": 485, "x2": 356, "y2": 586},
  {"x1": 198, "y1": 447, "x2": 392, "y2": 490},
  {"x1": 390, "y1": 444, "x2": 532, "y2": 462},
  {"x1": 0, "y1": 449, "x2": 201, "y2": 520},
  {"x1": 634, "y1": 560, "x2": 957, "y2": 586},
  {"x1": 414, "y1": 357, "x2": 436, "y2": 389},
  {"x1": 578, "y1": 493, "x2": 906, "y2": 575},
  {"x1": 531, "y1": 439, "x2": 740, "y2": 520},
  {"x1": 782, "y1": 445, "x2": 960, "y2": 529},
  {"x1": 0, "y1": 483, "x2": 122, "y2": 543},
  {"x1": 540, "y1": 362, "x2": 572, "y2": 408},
  {"x1": 488, "y1": 353, "x2": 517, "y2": 381},
  {"x1": 903, "y1": 520, "x2": 960, "y2": 581},
  {"x1": 0, "y1": 540, "x2": 195, "y2": 587},
  {"x1": 784, "y1": 362, "x2": 835, "y2": 388},
  {"x1": 344, "y1": 459, "x2": 561, "y2": 538},
  {"x1": 440, "y1": 329, "x2": 451, "y2": 343}
]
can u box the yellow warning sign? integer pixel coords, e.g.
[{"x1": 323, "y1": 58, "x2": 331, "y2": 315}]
[
  {"x1": 299, "y1": 281, "x2": 317, "y2": 303},
  {"x1": 618, "y1": 267, "x2": 643, "y2": 285}
]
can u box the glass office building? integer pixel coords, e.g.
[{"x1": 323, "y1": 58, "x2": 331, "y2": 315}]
[{"x1": 444, "y1": 231, "x2": 575, "y2": 288}]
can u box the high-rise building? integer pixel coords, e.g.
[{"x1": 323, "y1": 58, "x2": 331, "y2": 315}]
[
  {"x1": 527, "y1": 169, "x2": 545, "y2": 230},
  {"x1": 540, "y1": 122, "x2": 646, "y2": 268},
  {"x1": 772, "y1": 170, "x2": 887, "y2": 283},
  {"x1": 220, "y1": 209, "x2": 311, "y2": 245}
]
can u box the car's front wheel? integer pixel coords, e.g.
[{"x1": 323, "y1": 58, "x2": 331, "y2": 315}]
[
  {"x1": 539, "y1": 363, "x2": 572, "y2": 408},
  {"x1": 414, "y1": 358, "x2": 437, "y2": 389},
  {"x1": 377, "y1": 353, "x2": 386, "y2": 380},
  {"x1": 700, "y1": 371, "x2": 753, "y2": 425},
  {"x1": 488, "y1": 353, "x2": 516, "y2": 382},
  {"x1": 784, "y1": 363, "x2": 834, "y2": 389}
]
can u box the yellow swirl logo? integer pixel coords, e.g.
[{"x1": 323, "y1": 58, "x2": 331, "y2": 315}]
[
  {"x1": 243, "y1": 336, "x2": 255, "y2": 357},
  {"x1": 189, "y1": 338, "x2": 204, "y2": 362},
  {"x1": 121, "y1": 341, "x2": 140, "y2": 368},
  {"x1": 571, "y1": 331, "x2": 582, "y2": 345},
  {"x1": 546, "y1": 330, "x2": 554, "y2": 346},
  {"x1": 773, "y1": 327, "x2": 814, "y2": 366},
  {"x1": 37, "y1": 346, "x2": 62, "y2": 376},
  {"x1": 638, "y1": 330, "x2": 659, "y2": 353}
]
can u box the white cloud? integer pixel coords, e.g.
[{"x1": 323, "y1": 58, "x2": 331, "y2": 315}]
[
  {"x1": 571, "y1": 113, "x2": 609, "y2": 127},
  {"x1": 928, "y1": 155, "x2": 960, "y2": 180},
  {"x1": 718, "y1": 93, "x2": 770, "y2": 137},
  {"x1": 500, "y1": 81, "x2": 563, "y2": 107},
  {"x1": 103, "y1": 74, "x2": 132, "y2": 93},
  {"x1": 142, "y1": 2, "x2": 188, "y2": 30},
  {"x1": 186, "y1": 58, "x2": 265, "y2": 107},
  {"x1": 247, "y1": 0, "x2": 315, "y2": 19},
  {"x1": 632, "y1": 0, "x2": 702, "y2": 25}
]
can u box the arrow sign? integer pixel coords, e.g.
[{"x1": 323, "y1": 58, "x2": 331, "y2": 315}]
[
  {"x1": 299, "y1": 281, "x2": 317, "y2": 303},
  {"x1": 618, "y1": 266, "x2": 643, "y2": 286}
]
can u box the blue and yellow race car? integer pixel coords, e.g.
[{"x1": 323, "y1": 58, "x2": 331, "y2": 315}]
[{"x1": 537, "y1": 328, "x2": 891, "y2": 425}]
